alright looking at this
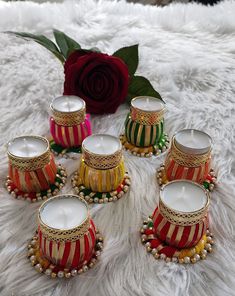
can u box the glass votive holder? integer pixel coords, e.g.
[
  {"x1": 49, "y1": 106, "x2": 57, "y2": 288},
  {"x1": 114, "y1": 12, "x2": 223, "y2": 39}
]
[
  {"x1": 72, "y1": 134, "x2": 131, "y2": 203},
  {"x1": 50, "y1": 96, "x2": 91, "y2": 155},
  {"x1": 140, "y1": 180, "x2": 214, "y2": 264},
  {"x1": 6, "y1": 135, "x2": 67, "y2": 202},
  {"x1": 157, "y1": 129, "x2": 217, "y2": 191},
  {"x1": 120, "y1": 96, "x2": 169, "y2": 157},
  {"x1": 27, "y1": 194, "x2": 103, "y2": 278}
]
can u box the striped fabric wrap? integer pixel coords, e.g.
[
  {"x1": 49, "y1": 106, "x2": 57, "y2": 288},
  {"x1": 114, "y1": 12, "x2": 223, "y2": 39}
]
[
  {"x1": 152, "y1": 207, "x2": 207, "y2": 249},
  {"x1": 79, "y1": 158, "x2": 125, "y2": 192},
  {"x1": 50, "y1": 114, "x2": 91, "y2": 148},
  {"x1": 124, "y1": 114, "x2": 164, "y2": 147},
  {"x1": 38, "y1": 219, "x2": 96, "y2": 269},
  {"x1": 8, "y1": 154, "x2": 57, "y2": 193},
  {"x1": 164, "y1": 152, "x2": 211, "y2": 183}
]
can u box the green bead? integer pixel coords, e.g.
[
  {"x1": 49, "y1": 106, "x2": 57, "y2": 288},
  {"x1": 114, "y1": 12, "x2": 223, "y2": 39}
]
[
  {"x1": 203, "y1": 181, "x2": 209, "y2": 189},
  {"x1": 148, "y1": 222, "x2": 154, "y2": 228}
]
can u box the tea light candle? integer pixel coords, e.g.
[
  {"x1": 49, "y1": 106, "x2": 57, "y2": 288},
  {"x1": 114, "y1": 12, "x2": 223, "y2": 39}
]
[
  {"x1": 161, "y1": 180, "x2": 208, "y2": 212},
  {"x1": 131, "y1": 96, "x2": 164, "y2": 111},
  {"x1": 51, "y1": 95, "x2": 85, "y2": 113},
  {"x1": 8, "y1": 136, "x2": 48, "y2": 158},
  {"x1": 174, "y1": 129, "x2": 211, "y2": 155},
  {"x1": 40, "y1": 195, "x2": 88, "y2": 230},
  {"x1": 82, "y1": 134, "x2": 121, "y2": 155}
]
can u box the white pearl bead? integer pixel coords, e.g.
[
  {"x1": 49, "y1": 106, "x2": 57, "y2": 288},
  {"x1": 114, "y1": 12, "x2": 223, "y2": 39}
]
[
  {"x1": 71, "y1": 269, "x2": 77, "y2": 276},
  {"x1": 57, "y1": 271, "x2": 64, "y2": 278}
]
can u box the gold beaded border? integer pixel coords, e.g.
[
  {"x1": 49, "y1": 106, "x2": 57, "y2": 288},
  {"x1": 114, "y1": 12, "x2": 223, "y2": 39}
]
[
  {"x1": 5, "y1": 165, "x2": 67, "y2": 203},
  {"x1": 71, "y1": 172, "x2": 131, "y2": 204},
  {"x1": 140, "y1": 216, "x2": 214, "y2": 264},
  {"x1": 156, "y1": 164, "x2": 217, "y2": 192},
  {"x1": 120, "y1": 134, "x2": 169, "y2": 158},
  {"x1": 27, "y1": 230, "x2": 104, "y2": 279}
]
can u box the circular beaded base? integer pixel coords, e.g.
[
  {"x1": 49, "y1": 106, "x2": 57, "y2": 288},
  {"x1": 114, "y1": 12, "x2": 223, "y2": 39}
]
[
  {"x1": 120, "y1": 134, "x2": 169, "y2": 157},
  {"x1": 27, "y1": 230, "x2": 104, "y2": 279},
  {"x1": 5, "y1": 165, "x2": 67, "y2": 202},
  {"x1": 156, "y1": 164, "x2": 217, "y2": 192},
  {"x1": 140, "y1": 216, "x2": 214, "y2": 264},
  {"x1": 50, "y1": 140, "x2": 82, "y2": 158},
  {"x1": 72, "y1": 173, "x2": 131, "y2": 204}
]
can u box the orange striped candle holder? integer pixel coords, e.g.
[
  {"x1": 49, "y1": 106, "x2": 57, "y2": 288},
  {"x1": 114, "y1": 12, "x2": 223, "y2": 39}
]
[
  {"x1": 50, "y1": 96, "x2": 92, "y2": 156},
  {"x1": 72, "y1": 134, "x2": 131, "y2": 203},
  {"x1": 27, "y1": 194, "x2": 104, "y2": 278},
  {"x1": 141, "y1": 180, "x2": 214, "y2": 264},
  {"x1": 157, "y1": 129, "x2": 217, "y2": 191},
  {"x1": 120, "y1": 96, "x2": 169, "y2": 157},
  {"x1": 5, "y1": 135, "x2": 67, "y2": 202}
]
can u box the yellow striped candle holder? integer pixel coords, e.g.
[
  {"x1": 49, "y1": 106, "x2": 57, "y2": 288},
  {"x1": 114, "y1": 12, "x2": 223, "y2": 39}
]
[
  {"x1": 120, "y1": 96, "x2": 169, "y2": 157},
  {"x1": 5, "y1": 136, "x2": 67, "y2": 202},
  {"x1": 140, "y1": 181, "x2": 214, "y2": 264},
  {"x1": 27, "y1": 195, "x2": 104, "y2": 278},
  {"x1": 156, "y1": 131, "x2": 217, "y2": 191},
  {"x1": 72, "y1": 134, "x2": 131, "y2": 203},
  {"x1": 50, "y1": 96, "x2": 92, "y2": 157}
]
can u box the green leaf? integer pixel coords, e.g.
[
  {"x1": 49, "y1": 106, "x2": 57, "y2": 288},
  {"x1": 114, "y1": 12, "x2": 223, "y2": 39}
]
[
  {"x1": 113, "y1": 44, "x2": 139, "y2": 76},
  {"x1": 7, "y1": 31, "x2": 65, "y2": 63},
  {"x1": 53, "y1": 29, "x2": 81, "y2": 59},
  {"x1": 127, "y1": 75, "x2": 164, "y2": 104}
]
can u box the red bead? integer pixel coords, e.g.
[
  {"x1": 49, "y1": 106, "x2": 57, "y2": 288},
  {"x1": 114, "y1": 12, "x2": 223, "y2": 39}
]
[
  {"x1": 150, "y1": 239, "x2": 161, "y2": 249},
  {"x1": 145, "y1": 229, "x2": 154, "y2": 235}
]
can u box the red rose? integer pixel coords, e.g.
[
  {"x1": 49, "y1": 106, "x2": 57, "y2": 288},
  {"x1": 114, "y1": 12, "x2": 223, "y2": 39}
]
[{"x1": 63, "y1": 50, "x2": 129, "y2": 114}]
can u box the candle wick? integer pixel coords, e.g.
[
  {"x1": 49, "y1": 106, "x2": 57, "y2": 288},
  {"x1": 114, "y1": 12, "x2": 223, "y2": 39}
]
[
  {"x1": 66, "y1": 97, "x2": 70, "y2": 111},
  {"x1": 23, "y1": 138, "x2": 30, "y2": 156},
  {"x1": 61, "y1": 208, "x2": 68, "y2": 228}
]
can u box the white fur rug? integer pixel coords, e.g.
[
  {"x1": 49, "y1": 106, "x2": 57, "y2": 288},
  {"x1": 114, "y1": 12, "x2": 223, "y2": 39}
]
[{"x1": 0, "y1": 0, "x2": 235, "y2": 295}]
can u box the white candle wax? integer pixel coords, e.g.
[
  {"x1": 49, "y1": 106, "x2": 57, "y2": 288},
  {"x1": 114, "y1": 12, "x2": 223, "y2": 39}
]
[
  {"x1": 161, "y1": 181, "x2": 207, "y2": 212},
  {"x1": 175, "y1": 129, "x2": 211, "y2": 155},
  {"x1": 131, "y1": 96, "x2": 164, "y2": 111},
  {"x1": 8, "y1": 136, "x2": 48, "y2": 158},
  {"x1": 40, "y1": 196, "x2": 88, "y2": 230},
  {"x1": 83, "y1": 134, "x2": 121, "y2": 155},
  {"x1": 51, "y1": 96, "x2": 85, "y2": 112}
]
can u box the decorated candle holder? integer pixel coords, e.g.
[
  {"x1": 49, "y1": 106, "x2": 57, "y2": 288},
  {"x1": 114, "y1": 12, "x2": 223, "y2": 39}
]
[
  {"x1": 50, "y1": 96, "x2": 92, "y2": 156},
  {"x1": 156, "y1": 129, "x2": 217, "y2": 191},
  {"x1": 120, "y1": 96, "x2": 169, "y2": 157},
  {"x1": 27, "y1": 194, "x2": 104, "y2": 278},
  {"x1": 72, "y1": 134, "x2": 131, "y2": 203},
  {"x1": 141, "y1": 180, "x2": 214, "y2": 264},
  {"x1": 5, "y1": 136, "x2": 67, "y2": 202}
]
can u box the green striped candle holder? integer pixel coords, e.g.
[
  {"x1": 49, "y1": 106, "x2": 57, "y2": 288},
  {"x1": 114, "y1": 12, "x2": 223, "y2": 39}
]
[{"x1": 120, "y1": 96, "x2": 169, "y2": 157}]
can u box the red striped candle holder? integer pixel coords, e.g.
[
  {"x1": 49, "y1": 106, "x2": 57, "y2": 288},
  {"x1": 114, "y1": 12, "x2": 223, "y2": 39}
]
[
  {"x1": 140, "y1": 180, "x2": 214, "y2": 264},
  {"x1": 5, "y1": 136, "x2": 67, "y2": 202},
  {"x1": 50, "y1": 96, "x2": 92, "y2": 156},
  {"x1": 27, "y1": 195, "x2": 104, "y2": 278},
  {"x1": 156, "y1": 131, "x2": 217, "y2": 191}
]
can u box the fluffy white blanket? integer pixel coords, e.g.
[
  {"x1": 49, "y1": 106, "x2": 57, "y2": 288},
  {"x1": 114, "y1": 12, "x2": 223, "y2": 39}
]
[{"x1": 0, "y1": 0, "x2": 235, "y2": 295}]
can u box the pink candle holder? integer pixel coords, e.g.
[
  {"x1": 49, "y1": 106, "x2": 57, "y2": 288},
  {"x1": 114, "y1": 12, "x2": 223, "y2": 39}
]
[{"x1": 49, "y1": 96, "x2": 92, "y2": 156}]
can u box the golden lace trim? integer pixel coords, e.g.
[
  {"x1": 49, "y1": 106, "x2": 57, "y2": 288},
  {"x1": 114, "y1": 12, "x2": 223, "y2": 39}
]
[
  {"x1": 51, "y1": 108, "x2": 86, "y2": 126},
  {"x1": 8, "y1": 138, "x2": 50, "y2": 171},
  {"x1": 170, "y1": 139, "x2": 211, "y2": 167},
  {"x1": 82, "y1": 147, "x2": 122, "y2": 170},
  {"x1": 130, "y1": 106, "x2": 164, "y2": 125},
  {"x1": 159, "y1": 191, "x2": 209, "y2": 226},
  {"x1": 38, "y1": 195, "x2": 90, "y2": 242}
]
